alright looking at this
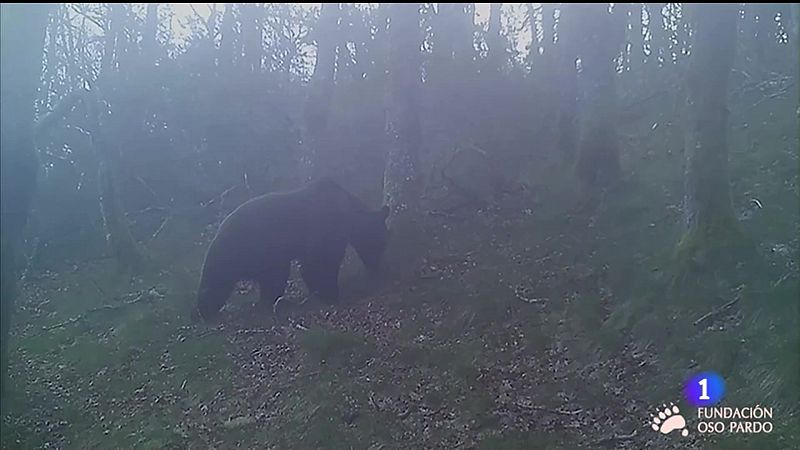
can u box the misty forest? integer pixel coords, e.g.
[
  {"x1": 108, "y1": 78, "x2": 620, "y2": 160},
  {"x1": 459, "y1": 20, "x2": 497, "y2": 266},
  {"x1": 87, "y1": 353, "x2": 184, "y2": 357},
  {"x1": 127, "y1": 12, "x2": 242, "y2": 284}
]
[{"x1": 1, "y1": 3, "x2": 798, "y2": 449}]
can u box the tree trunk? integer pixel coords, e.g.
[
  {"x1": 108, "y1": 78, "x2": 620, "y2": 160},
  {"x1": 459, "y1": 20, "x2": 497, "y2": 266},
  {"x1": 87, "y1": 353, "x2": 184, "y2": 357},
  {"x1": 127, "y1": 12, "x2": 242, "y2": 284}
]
[
  {"x1": 438, "y1": 3, "x2": 475, "y2": 62},
  {"x1": 683, "y1": 4, "x2": 738, "y2": 231},
  {"x1": 675, "y1": 4, "x2": 746, "y2": 284},
  {"x1": 0, "y1": 2, "x2": 51, "y2": 404},
  {"x1": 539, "y1": 3, "x2": 556, "y2": 56},
  {"x1": 240, "y1": 3, "x2": 262, "y2": 74},
  {"x1": 142, "y1": 3, "x2": 159, "y2": 61},
  {"x1": 646, "y1": 3, "x2": 667, "y2": 67},
  {"x1": 792, "y1": 3, "x2": 800, "y2": 46},
  {"x1": 526, "y1": 3, "x2": 540, "y2": 64},
  {"x1": 97, "y1": 161, "x2": 140, "y2": 271},
  {"x1": 384, "y1": 3, "x2": 424, "y2": 266},
  {"x1": 431, "y1": 3, "x2": 477, "y2": 139},
  {"x1": 218, "y1": 4, "x2": 238, "y2": 69},
  {"x1": 486, "y1": 3, "x2": 504, "y2": 69},
  {"x1": 302, "y1": 3, "x2": 339, "y2": 181},
  {"x1": 551, "y1": 5, "x2": 579, "y2": 164},
  {"x1": 91, "y1": 4, "x2": 143, "y2": 272},
  {"x1": 574, "y1": 3, "x2": 623, "y2": 188}
]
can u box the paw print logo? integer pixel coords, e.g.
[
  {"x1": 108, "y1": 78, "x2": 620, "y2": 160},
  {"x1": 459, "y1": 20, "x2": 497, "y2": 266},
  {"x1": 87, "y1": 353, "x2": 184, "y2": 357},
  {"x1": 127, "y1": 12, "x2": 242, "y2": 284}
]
[{"x1": 650, "y1": 403, "x2": 689, "y2": 437}]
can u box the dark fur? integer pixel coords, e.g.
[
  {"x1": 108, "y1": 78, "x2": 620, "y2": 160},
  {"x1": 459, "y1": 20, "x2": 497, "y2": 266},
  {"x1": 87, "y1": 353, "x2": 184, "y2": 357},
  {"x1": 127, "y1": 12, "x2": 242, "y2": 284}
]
[{"x1": 196, "y1": 179, "x2": 389, "y2": 321}]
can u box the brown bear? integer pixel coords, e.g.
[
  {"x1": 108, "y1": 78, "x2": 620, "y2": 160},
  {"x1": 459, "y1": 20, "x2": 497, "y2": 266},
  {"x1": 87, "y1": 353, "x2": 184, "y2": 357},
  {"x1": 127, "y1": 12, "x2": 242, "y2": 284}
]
[{"x1": 196, "y1": 179, "x2": 389, "y2": 321}]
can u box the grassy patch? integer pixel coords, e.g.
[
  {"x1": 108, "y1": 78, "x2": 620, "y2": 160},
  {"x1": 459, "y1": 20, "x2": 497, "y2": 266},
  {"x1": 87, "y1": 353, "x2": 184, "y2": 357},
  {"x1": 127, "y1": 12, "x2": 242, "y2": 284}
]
[
  {"x1": 478, "y1": 430, "x2": 576, "y2": 450},
  {"x1": 298, "y1": 328, "x2": 376, "y2": 367}
]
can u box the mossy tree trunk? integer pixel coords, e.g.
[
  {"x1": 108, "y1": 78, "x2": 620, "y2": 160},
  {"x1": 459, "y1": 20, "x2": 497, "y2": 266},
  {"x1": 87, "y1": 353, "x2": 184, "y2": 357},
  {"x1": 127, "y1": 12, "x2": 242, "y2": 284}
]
[
  {"x1": 0, "y1": 3, "x2": 51, "y2": 404},
  {"x1": 383, "y1": 3, "x2": 424, "y2": 267},
  {"x1": 675, "y1": 4, "x2": 745, "y2": 285}
]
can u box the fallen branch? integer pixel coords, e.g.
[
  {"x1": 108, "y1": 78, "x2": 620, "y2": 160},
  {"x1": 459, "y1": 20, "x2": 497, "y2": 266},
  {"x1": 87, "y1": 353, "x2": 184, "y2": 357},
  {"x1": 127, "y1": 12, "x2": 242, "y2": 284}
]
[
  {"x1": 591, "y1": 429, "x2": 638, "y2": 446},
  {"x1": 203, "y1": 185, "x2": 239, "y2": 209},
  {"x1": 125, "y1": 205, "x2": 168, "y2": 217},
  {"x1": 134, "y1": 176, "x2": 159, "y2": 202},
  {"x1": 515, "y1": 294, "x2": 548, "y2": 304},
  {"x1": 235, "y1": 328, "x2": 276, "y2": 335},
  {"x1": 150, "y1": 216, "x2": 170, "y2": 241},
  {"x1": 743, "y1": 81, "x2": 795, "y2": 113},
  {"x1": 34, "y1": 287, "x2": 165, "y2": 335},
  {"x1": 693, "y1": 293, "x2": 742, "y2": 327},
  {"x1": 532, "y1": 405, "x2": 583, "y2": 416}
]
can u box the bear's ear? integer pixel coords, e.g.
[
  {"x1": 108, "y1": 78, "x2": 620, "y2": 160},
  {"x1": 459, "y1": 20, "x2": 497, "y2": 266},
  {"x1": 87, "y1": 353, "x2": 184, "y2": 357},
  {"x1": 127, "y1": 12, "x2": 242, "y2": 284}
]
[{"x1": 379, "y1": 205, "x2": 390, "y2": 221}]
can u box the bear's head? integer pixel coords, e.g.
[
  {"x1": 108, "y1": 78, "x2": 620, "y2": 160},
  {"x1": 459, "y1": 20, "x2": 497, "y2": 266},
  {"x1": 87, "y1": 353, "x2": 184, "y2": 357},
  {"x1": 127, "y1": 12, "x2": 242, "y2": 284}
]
[{"x1": 350, "y1": 205, "x2": 390, "y2": 272}]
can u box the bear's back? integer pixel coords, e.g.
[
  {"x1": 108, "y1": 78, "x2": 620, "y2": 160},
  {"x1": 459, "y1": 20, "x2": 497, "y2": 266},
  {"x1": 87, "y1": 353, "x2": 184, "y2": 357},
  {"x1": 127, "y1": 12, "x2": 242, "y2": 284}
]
[{"x1": 209, "y1": 179, "x2": 368, "y2": 256}]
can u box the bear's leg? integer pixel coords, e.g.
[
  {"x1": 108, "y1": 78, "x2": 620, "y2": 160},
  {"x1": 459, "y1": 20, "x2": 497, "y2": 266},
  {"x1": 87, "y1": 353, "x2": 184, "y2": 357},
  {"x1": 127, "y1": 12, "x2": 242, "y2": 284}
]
[
  {"x1": 257, "y1": 261, "x2": 290, "y2": 311},
  {"x1": 300, "y1": 247, "x2": 344, "y2": 305},
  {"x1": 301, "y1": 262, "x2": 339, "y2": 304},
  {"x1": 197, "y1": 273, "x2": 236, "y2": 322}
]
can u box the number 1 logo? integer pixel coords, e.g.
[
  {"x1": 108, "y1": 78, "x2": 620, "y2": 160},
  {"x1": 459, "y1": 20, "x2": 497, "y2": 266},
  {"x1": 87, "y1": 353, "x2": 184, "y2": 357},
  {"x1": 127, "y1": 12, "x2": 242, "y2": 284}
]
[
  {"x1": 685, "y1": 372, "x2": 725, "y2": 407},
  {"x1": 698, "y1": 378, "x2": 710, "y2": 400}
]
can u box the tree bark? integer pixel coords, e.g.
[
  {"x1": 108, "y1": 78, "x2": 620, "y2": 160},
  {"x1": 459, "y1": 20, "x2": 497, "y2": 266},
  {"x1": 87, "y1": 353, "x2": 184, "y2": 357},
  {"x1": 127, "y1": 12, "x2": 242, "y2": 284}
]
[
  {"x1": 142, "y1": 3, "x2": 159, "y2": 61},
  {"x1": 486, "y1": 3, "x2": 504, "y2": 70},
  {"x1": 384, "y1": 3, "x2": 424, "y2": 266},
  {"x1": 302, "y1": 3, "x2": 339, "y2": 181},
  {"x1": 674, "y1": 4, "x2": 747, "y2": 286},
  {"x1": 551, "y1": 5, "x2": 579, "y2": 164},
  {"x1": 0, "y1": 2, "x2": 51, "y2": 404},
  {"x1": 683, "y1": 4, "x2": 738, "y2": 232},
  {"x1": 645, "y1": 3, "x2": 667, "y2": 67},
  {"x1": 240, "y1": 3, "x2": 263, "y2": 74},
  {"x1": 90, "y1": 3, "x2": 143, "y2": 272},
  {"x1": 437, "y1": 3, "x2": 475, "y2": 63},
  {"x1": 574, "y1": 3, "x2": 623, "y2": 188}
]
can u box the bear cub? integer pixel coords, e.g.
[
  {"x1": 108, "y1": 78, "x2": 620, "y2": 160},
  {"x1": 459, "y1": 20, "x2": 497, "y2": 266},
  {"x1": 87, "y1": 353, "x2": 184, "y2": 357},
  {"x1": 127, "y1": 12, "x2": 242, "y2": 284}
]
[{"x1": 196, "y1": 179, "x2": 389, "y2": 321}]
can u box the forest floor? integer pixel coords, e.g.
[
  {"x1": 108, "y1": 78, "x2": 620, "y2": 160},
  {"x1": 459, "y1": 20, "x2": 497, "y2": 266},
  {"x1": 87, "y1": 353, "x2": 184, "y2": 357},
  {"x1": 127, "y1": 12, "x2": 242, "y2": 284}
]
[{"x1": 1, "y1": 173, "x2": 798, "y2": 450}]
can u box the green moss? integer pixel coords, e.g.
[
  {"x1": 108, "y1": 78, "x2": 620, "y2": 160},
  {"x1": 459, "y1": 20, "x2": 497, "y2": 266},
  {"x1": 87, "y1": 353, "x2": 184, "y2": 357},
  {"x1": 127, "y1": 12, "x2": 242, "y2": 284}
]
[{"x1": 672, "y1": 211, "x2": 757, "y2": 293}]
